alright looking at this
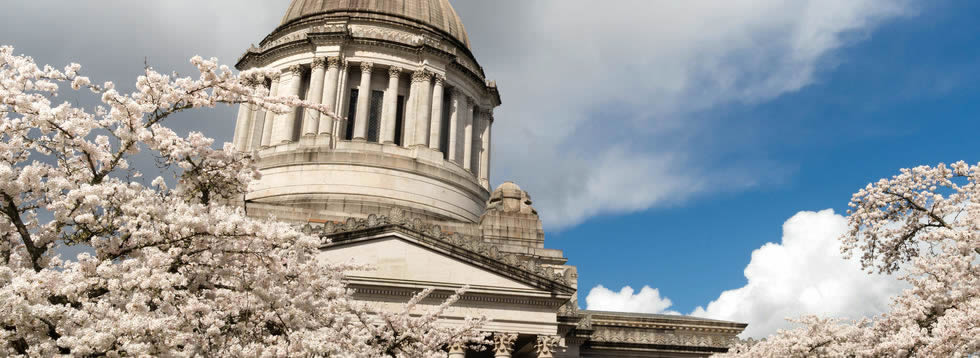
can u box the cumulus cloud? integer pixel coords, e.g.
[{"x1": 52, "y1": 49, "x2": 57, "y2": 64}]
[
  {"x1": 585, "y1": 285, "x2": 678, "y2": 315},
  {"x1": 690, "y1": 209, "x2": 905, "y2": 338},
  {"x1": 455, "y1": 0, "x2": 914, "y2": 229},
  {"x1": 588, "y1": 210, "x2": 905, "y2": 338}
]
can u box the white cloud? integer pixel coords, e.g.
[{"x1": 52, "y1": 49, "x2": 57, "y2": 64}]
[
  {"x1": 585, "y1": 285, "x2": 678, "y2": 315},
  {"x1": 0, "y1": 1, "x2": 917, "y2": 229},
  {"x1": 690, "y1": 209, "x2": 905, "y2": 338},
  {"x1": 456, "y1": 0, "x2": 914, "y2": 229}
]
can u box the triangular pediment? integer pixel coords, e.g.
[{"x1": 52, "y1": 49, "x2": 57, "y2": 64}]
[
  {"x1": 315, "y1": 225, "x2": 575, "y2": 295},
  {"x1": 319, "y1": 237, "x2": 539, "y2": 291}
]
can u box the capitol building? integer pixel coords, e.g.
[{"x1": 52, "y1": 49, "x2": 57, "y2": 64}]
[{"x1": 230, "y1": 1, "x2": 747, "y2": 356}]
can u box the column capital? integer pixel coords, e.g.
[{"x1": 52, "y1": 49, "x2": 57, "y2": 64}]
[
  {"x1": 412, "y1": 69, "x2": 433, "y2": 83},
  {"x1": 434, "y1": 74, "x2": 446, "y2": 85},
  {"x1": 493, "y1": 333, "x2": 518, "y2": 356},
  {"x1": 268, "y1": 72, "x2": 281, "y2": 81},
  {"x1": 326, "y1": 56, "x2": 342, "y2": 69},
  {"x1": 360, "y1": 61, "x2": 374, "y2": 73},
  {"x1": 242, "y1": 77, "x2": 263, "y2": 88},
  {"x1": 388, "y1": 66, "x2": 403, "y2": 78},
  {"x1": 286, "y1": 64, "x2": 303, "y2": 76},
  {"x1": 448, "y1": 340, "x2": 466, "y2": 354},
  {"x1": 535, "y1": 336, "x2": 561, "y2": 358},
  {"x1": 311, "y1": 57, "x2": 327, "y2": 70}
]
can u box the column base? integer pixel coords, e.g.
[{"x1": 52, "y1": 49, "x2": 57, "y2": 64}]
[
  {"x1": 299, "y1": 134, "x2": 317, "y2": 146},
  {"x1": 315, "y1": 133, "x2": 333, "y2": 147}
]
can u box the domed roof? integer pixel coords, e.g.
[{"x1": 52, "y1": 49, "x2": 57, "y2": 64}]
[
  {"x1": 280, "y1": 0, "x2": 471, "y2": 48},
  {"x1": 495, "y1": 182, "x2": 522, "y2": 192}
]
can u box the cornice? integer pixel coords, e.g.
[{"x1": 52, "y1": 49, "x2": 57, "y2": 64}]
[
  {"x1": 306, "y1": 209, "x2": 577, "y2": 295},
  {"x1": 349, "y1": 284, "x2": 567, "y2": 308},
  {"x1": 236, "y1": 20, "x2": 495, "y2": 102}
]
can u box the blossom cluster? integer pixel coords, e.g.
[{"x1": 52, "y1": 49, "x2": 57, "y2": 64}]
[
  {"x1": 0, "y1": 46, "x2": 484, "y2": 357},
  {"x1": 720, "y1": 162, "x2": 979, "y2": 357}
]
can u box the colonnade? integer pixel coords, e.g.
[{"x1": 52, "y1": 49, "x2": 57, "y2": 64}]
[
  {"x1": 447, "y1": 334, "x2": 560, "y2": 358},
  {"x1": 233, "y1": 56, "x2": 493, "y2": 184}
]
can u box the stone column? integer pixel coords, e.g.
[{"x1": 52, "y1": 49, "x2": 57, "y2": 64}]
[
  {"x1": 353, "y1": 62, "x2": 374, "y2": 141},
  {"x1": 303, "y1": 57, "x2": 327, "y2": 137},
  {"x1": 319, "y1": 57, "x2": 341, "y2": 137},
  {"x1": 471, "y1": 109, "x2": 483, "y2": 174},
  {"x1": 403, "y1": 75, "x2": 418, "y2": 146},
  {"x1": 247, "y1": 108, "x2": 264, "y2": 151},
  {"x1": 233, "y1": 102, "x2": 253, "y2": 151},
  {"x1": 272, "y1": 65, "x2": 303, "y2": 144},
  {"x1": 428, "y1": 75, "x2": 445, "y2": 151},
  {"x1": 447, "y1": 341, "x2": 465, "y2": 358},
  {"x1": 462, "y1": 100, "x2": 475, "y2": 171},
  {"x1": 260, "y1": 74, "x2": 281, "y2": 148},
  {"x1": 411, "y1": 70, "x2": 433, "y2": 147},
  {"x1": 447, "y1": 89, "x2": 461, "y2": 162},
  {"x1": 334, "y1": 61, "x2": 351, "y2": 139},
  {"x1": 479, "y1": 110, "x2": 493, "y2": 188},
  {"x1": 381, "y1": 67, "x2": 401, "y2": 144},
  {"x1": 493, "y1": 333, "x2": 518, "y2": 358},
  {"x1": 535, "y1": 336, "x2": 560, "y2": 358}
]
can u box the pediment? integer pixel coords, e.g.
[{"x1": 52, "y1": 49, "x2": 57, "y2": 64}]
[
  {"x1": 314, "y1": 224, "x2": 575, "y2": 295},
  {"x1": 319, "y1": 237, "x2": 539, "y2": 291}
]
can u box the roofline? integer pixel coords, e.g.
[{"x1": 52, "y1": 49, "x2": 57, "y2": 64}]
[
  {"x1": 318, "y1": 223, "x2": 578, "y2": 295},
  {"x1": 583, "y1": 309, "x2": 748, "y2": 330}
]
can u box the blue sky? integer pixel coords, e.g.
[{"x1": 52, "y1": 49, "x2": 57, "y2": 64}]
[
  {"x1": 583, "y1": 0, "x2": 959, "y2": 294},
  {"x1": 562, "y1": 0, "x2": 980, "y2": 332},
  {"x1": 3, "y1": 0, "x2": 978, "y2": 338}
]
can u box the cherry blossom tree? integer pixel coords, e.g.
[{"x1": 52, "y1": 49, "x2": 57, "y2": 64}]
[
  {"x1": 0, "y1": 46, "x2": 486, "y2": 357},
  {"x1": 721, "y1": 162, "x2": 980, "y2": 357}
]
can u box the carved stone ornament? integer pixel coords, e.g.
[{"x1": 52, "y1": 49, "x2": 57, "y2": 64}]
[
  {"x1": 577, "y1": 313, "x2": 593, "y2": 330},
  {"x1": 311, "y1": 57, "x2": 327, "y2": 70},
  {"x1": 326, "y1": 56, "x2": 342, "y2": 69},
  {"x1": 557, "y1": 300, "x2": 577, "y2": 316},
  {"x1": 260, "y1": 28, "x2": 311, "y2": 52},
  {"x1": 535, "y1": 336, "x2": 561, "y2": 357},
  {"x1": 493, "y1": 333, "x2": 518, "y2": 355},
  {"x1": 412, "y1": 69, "x2": 433, "y2": 83},
  {"x1": 303, "y1": 208, "x2": 577, "y2": 287},
  {"x1": 349, "y1": 24, "x2": 424, "y2": 47},
  {"x1": 589, "y1": 327, "x2": 735, "y2": 348},
  {"x1": 434, "y1": 74, "x2": 446, "y2": 85},
  {"x1": 360, "y1": 62, "x2": 374, "y2": 73},
  {"x1": 388, "y1": 66, "x2": 402, "y2": 78},
  {"x1": 287, "y1": 64, "x2": 303, "y2": 75}
]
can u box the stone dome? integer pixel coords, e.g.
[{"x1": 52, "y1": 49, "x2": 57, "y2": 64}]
[
  {"x1": 280, "y1": 0, "x2": 471, "y2": 49},
  {"x1": 495, "y1": 182, "x2": 522, "y2": 192}
]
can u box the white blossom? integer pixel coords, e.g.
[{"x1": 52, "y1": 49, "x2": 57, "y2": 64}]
[
  {"x1": 0, "y1": 46, "x2": 486, "y2": 357},
  {"x1": 720, "y1": 162, "x2": 980, "y2": 357}
]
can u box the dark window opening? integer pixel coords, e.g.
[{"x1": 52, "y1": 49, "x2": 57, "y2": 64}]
[
  {"x1": 345, "y1": 89, "x2": 359, "y2": 140},
  {"x1": 367, "y1": 90, "x2": 384, "y2": 142},
  {"x1": 439, "y1": 91, "x2": 452, "y2": 159},
  {"x1": 394, "y1": 95, "x2": 405, "y2": 146},
  {"x1": 293, "y1": 68, "x2": 311, "y2": 140}
]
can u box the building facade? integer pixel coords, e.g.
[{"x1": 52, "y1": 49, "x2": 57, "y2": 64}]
[{"x1": 232, "y1": 1, "x2": 746, "y2": 356}]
